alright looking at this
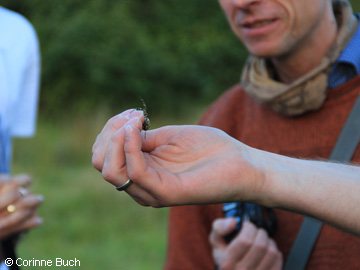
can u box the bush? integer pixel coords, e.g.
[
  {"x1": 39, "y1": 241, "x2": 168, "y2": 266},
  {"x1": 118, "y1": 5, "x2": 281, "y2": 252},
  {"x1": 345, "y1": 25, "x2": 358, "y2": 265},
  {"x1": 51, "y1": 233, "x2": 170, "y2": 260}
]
[{"x1": 1, "y1": 0, "x2": 248, "y2": 118}]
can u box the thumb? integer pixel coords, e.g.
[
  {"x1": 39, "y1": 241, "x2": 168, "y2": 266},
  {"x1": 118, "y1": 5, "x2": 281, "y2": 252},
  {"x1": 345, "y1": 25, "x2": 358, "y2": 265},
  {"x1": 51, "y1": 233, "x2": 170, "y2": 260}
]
[
  {"x1": 210, "y1": 218, "x2": 237, "y2": 248},
  {"x1": 214, "y1": 218, "x2": 237, "y2": 235},
  {"x1": 124, "y1": 123, "x2": 147, "y2": 181}
]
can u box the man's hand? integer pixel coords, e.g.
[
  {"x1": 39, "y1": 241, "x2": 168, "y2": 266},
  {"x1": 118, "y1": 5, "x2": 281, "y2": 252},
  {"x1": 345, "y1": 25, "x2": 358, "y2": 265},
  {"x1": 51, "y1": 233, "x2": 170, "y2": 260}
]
[
  {"x1": 210, "y1": 218, "x2": 283, "y2": 270},
  {"x1": 92, "y1": 110, "x2": 360, "y2": 235},
  {"x1": 0, "y1": 174, "x2": 43, "y2": 240},
  {"x1": 92, "y1": 109, "x2": 265, "y2": 207}
]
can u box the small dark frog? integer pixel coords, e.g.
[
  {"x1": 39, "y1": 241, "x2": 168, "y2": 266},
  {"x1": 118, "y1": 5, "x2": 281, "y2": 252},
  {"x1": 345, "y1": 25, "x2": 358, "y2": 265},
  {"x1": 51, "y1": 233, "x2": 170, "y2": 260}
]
[
  {"x1": 135, "y1": 98, "x2": 150, "y2": 135},
  {"x1": 140, "y1": 98, "x2": 150, "y2": 131}
]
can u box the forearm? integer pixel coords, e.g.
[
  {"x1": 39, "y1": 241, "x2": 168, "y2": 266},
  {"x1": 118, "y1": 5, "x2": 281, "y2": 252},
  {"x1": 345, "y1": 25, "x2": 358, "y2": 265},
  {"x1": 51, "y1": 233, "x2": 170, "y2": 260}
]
[
  {"x1": 252, "y1": 148, "x2": 360, "y2": 235},
  {"x1": 93, "y1": 119, "x2": 360, "y2": 235}
]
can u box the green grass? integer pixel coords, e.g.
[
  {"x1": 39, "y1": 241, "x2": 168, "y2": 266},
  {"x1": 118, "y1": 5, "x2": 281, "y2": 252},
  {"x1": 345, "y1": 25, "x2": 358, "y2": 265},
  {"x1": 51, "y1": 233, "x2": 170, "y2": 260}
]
[
  {"x1": 11, "y1": 106, "x2": 206, "y2": 270},
  {"x1": 351, "y1": 0, "x2": 360, "y2": 12}
]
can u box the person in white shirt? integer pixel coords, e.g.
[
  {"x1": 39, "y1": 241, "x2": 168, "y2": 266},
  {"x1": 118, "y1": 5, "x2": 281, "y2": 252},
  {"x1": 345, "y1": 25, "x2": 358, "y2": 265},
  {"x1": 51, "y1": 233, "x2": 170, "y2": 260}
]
[{"x1": 0, "y1": 6, "x2": 43, "y2": 266}]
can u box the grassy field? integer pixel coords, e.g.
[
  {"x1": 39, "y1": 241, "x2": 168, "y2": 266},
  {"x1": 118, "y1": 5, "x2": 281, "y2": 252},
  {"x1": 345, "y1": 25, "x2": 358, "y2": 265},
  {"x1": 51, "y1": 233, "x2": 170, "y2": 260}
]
[
  {"x1": 11, "y1": 106, "x2": 205, "y2": 270},
  {"x1": 352, "y1": 0, "x2": 360, "y2": 11}
]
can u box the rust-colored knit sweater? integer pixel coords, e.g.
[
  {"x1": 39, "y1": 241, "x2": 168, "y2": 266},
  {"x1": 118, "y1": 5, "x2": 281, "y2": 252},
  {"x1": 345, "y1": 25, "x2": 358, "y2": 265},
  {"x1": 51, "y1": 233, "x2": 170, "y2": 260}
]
[{"x1": 164, "y1": 76, "x2": 360, "y2": 270}]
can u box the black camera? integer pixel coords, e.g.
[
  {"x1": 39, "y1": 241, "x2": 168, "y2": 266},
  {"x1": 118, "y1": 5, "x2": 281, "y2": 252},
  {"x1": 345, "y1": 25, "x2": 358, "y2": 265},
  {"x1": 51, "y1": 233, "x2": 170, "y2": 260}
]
[{"x1": 222, "y1": 202, "x2": 277, "y2": 242}]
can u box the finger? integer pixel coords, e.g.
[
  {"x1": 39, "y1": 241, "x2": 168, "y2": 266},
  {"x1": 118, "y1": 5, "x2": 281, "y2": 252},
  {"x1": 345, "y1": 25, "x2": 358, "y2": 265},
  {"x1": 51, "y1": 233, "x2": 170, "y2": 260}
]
[
  {"x1": 0, "y1": 209, "x2": 34, "y2": 231},
  {"x1": 124, "y1": 124, "x2": 165, "y2": 187},
  {"x1": 270, "y1": 253, "x2": 283, "y2": 270},
  {"x1": 15, "y1": 215, "x2": 43, "y2": 232},
  {"x1": 210, "y1": 218, "x2": 237, "y2": 248},
  {"x1": 93, "y1": 109, "x2": 134, "y2": 151},
  {"x1": 257, "y1": 239, "x2": 283, "y2": 270},
  {"x1": 0, "y1": 195, "x2": 43, "y2": 229},
  {"x1": 12, "y1": 174, "x2": 33, "y2": 186},
  {"x1": 102, "y1": 117, "x2": 143, "y2": 186},
  {"x1": 0, "y1": 174, "x2": 10, "y2": 184},
  {"x1": 17, "y1": 195, "x2": 44, "y2": 210},
  {"x1": 124, "y1": 124, "x2": 185, "y2": 207},
  {"x1": 127, "y1": 188, "x2": 156, "y2": 207},
  {"x1": 124, "y1": 124, "x2": 150, "y2": 182},
  {"x1": 123, "y1": 124, "x2": 167, "y2": 203},
  {"x1": 210, "y1": 218, "x2": 237, "y2": 268},
  {"x1": 101, "y1": 128, "x2": 127, "y2": 186},
  {"x1": 225, "y1": 221, "x2": 258, "y2": 264},
  {"x1": 0, "y1": 189, "x2": 24, "y2": 211},
  {"x1": 92, "y1": 109, "x2": 144, "y2": 171},
  {"x1": 92, "y1": 109, "x2": 135, "y2": 169},
  {"x1": 140, "y1": 125, "x2": 181, "y2": 152},
  {"x1": 0, "y1": 175, "x2": 32, "y2": 194},
  {"x1": 0, "y1": 214, "x2": 43, "y2": 240},
  {"x1": 237, "y1": 228, "x2": 270, "y2": 269}
]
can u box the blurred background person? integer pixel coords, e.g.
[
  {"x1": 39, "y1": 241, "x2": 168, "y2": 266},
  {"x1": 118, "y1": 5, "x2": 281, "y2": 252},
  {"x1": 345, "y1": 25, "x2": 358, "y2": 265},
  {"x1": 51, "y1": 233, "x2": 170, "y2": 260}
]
[{"x1": 0, "y1": 6, "x2": 43, "y2": 269}]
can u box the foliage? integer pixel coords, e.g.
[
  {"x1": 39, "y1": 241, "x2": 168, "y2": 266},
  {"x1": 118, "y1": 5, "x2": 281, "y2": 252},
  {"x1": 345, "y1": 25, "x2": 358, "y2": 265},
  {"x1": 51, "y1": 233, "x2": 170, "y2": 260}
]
[
  {"x1": 0, "y1": 0, "x2": 248, "y2": 118},
  {"x1": 1, "y1": 1, "x2": 360, "y2": 118}
]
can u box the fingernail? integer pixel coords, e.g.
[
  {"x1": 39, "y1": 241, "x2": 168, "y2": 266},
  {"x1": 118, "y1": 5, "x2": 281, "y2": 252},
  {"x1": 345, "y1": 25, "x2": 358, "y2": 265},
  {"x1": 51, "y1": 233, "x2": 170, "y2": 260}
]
[
  {"x1": 0, "y1": 174, "x2": 10, "y2": 180},
  {"x1": 132, "y1": 110, "x2": 144, "y2": 117},
  {"x1": 125, "y1": 117, "x2": 140, "y2": 126},
  {"x1": 35, "y1": 217, "x2": 43, "y2": 225},
  {"x1": 125, "y1": 125, "x2": 133, "y2": 133},
  {"x1": 119, "y1": 110, "x2": 130, "y2": 119},
  {"x1": 37, "y1": 195, "x2": 45, "y2": 202},
  {"x1": 224, "y1": 218, "x2": 234, "y2": 230}
]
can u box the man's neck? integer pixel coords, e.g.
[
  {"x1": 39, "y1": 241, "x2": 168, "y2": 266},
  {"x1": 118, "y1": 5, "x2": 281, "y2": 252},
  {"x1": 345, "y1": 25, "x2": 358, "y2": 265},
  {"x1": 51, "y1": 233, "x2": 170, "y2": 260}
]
[{"x1": 271, "y1": 10, "x2": 338, "y2": 84}]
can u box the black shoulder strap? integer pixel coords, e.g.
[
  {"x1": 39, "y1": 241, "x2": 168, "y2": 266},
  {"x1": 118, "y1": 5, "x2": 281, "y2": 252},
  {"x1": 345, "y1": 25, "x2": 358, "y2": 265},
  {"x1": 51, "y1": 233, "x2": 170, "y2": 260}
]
[{"x1": 284, "y1": 94, "x2": 360, "y2": 270}]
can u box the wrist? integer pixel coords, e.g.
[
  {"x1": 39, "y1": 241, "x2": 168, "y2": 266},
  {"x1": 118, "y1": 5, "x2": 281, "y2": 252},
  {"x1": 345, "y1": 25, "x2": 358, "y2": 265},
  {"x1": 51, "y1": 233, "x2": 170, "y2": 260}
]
[
  {"x1": 230, "y1": 143, "x2": 270, "y2": 205},
  {"x1": 242, "y1": 147, "x2": 295, "y2": 209},
  {"x1": 253, "y1": 152, "x2": 334, "y2": 214}
]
